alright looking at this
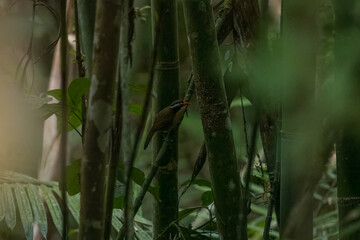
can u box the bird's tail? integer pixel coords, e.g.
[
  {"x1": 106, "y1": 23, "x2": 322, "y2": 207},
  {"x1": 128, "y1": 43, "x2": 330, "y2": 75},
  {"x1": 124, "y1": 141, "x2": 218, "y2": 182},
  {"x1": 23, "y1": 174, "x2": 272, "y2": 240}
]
[{"x1": 144, "y1": 129, "x2": 155, "y2": 150}]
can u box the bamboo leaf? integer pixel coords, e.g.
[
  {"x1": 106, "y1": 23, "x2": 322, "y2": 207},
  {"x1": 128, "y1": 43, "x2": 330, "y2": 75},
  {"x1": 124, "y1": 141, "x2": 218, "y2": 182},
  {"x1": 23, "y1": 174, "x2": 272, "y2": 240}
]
[
  {"x1": 14, "y1": 184, "x2": 33, "y2": 240},
  {"x1": 134, "y1": 225, "x2": 152, "y2": 240},
  {"x1": 65, "y1": 191, "x2": 80, "y2": 224},
  {"x1": 4, "y1": 183, "x2": 16, "y2": 230},
  {"x1": 112, "y1": 209, "x2": 123, "y2": 232},
  {"x1": 53, "y1": 188, "x2": 80, "y2": 224},
  {"x1": 0, "y1": 185, "x2": 5, "y2": 221},
  {"x1": 27, "y1": 184, "x2": 47, "y2": 238},
  {"x1": 40, "y1": 185, "x2": 63, "y2": 236}
]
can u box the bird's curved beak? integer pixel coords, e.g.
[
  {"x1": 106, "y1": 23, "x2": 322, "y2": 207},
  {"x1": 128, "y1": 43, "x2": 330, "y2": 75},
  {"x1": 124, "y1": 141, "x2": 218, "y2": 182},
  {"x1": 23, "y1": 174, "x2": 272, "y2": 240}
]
[{"x1": 183, "y1": 101, "x2": 191, "y2": 106}]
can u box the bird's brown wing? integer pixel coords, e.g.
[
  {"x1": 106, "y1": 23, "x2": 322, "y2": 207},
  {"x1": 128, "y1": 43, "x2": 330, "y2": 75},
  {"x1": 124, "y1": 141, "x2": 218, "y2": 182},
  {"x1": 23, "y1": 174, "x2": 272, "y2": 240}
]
[
  {"x1": 151, "y1": 108, "x2": 176, "y2": 131},
  {"x1": 144, "y1": 108, "x2": 175, "y2": 149},
  {"x1": 170, "y1": 106, "x2": 187, "y2": 128}
]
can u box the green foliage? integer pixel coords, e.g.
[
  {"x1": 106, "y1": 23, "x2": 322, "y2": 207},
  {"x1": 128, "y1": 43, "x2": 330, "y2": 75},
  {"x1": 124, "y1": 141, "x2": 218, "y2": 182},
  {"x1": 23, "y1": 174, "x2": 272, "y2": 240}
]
[
  {"x1": 180, "y1": 178, "x2": 212, "y2": 189},
  {"x1": 131, "y1": 167, "x2": 160, "y2": 201},
  {"x1": 27, "y1": 184, "x2": 47, "y2": 238},
  {"x1": 201, "y1": 191, "x2": 214, "y2": 207},
  {"x1": 40, "y1": 77, "x2": 91, "y2": 133},
  {"x1": 66, "y1": 159, "x2": 81, "y2": 196},
  {"x1": 0, "y1": 171, "x2": 152, "y2": 239},
  {"x1": 14, "y1": 184, "x2": 33, "y2": 240}
]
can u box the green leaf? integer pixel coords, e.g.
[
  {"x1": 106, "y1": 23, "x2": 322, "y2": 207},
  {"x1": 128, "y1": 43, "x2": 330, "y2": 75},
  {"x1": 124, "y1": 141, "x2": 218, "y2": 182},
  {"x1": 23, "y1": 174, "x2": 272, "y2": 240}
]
[
  {"x1": 27, "y1": 184, "x2": 47, "y2": 238},
  {"x1": 230, "y1": 97, "x2": 252, "y2": 108},
  {"x1": 201, "y1": 191, "x2": 214, "y2": 206},
  {"x1": 178, "y1": 207, "x2": 202, "y2": 219},
  {"x1": 112, "y1": 209, "x2": 123, "y2": 232},
  {"x1": 178, "y1": 226, "x2": 212, "y2": 240},
  {"x1": 0, "y1": 186, "x2": 5, "y2": 222},
  {"x1": 180, "y1": 178, "x2": 212, "y2": 188},
  {"x1": 4, "y1": 183, "x2": 16, "y2": 230},
  {"x1": 47, "y1": 89, "x2": 62, "y2": 101},
  {"x1": 113, "y1": 195, "x2": 125, "y2": 209},
  {"x1": 132, "y1": 167, "x2": 145, "y2": 185},
  {"x1": 66, "y1": 159, "x2": 81, "y2": 196},
  {"x1": 66, "y1": 192, "x2": 79, "y2": 216},
  {"x1": 114, "y1": 180, "x2": 125, "y2": 198},
  {"x1": 113, "y1": 181, "x2": 125, "y2": 209},
  {"x1": 65, "y1": 109, "x2": 83, "y2": 132},
  {"x1": 68, "y1": 77, "x2": 90, "y2": 106},
  {"x1": 133, "y1": 223, "x2": 152, "y2": 240},
  {"x1": 148, "y1": 185, "x2": 160, "y2": 202},
  {"x1": 131, "y1": 167, "x2": 160, "y2": 201},
  {"x1": 250, "y1": 174, "x2": 267, "y2": 185},
  {"x1": 66, "y1": 192, "x2": 80, "y2": 224},
  {"x1": 25, "y1": 95, "x2": 53, "y2": 109},
  {"x1": 39, "y1": 103, "x2": 62, "y2": 121},
  {"x1": 14, "y1": 184, "x2": 33, "y2": 240},
  {"x1": 40, "y1": 185, "x2": 63, "y2": 236}
]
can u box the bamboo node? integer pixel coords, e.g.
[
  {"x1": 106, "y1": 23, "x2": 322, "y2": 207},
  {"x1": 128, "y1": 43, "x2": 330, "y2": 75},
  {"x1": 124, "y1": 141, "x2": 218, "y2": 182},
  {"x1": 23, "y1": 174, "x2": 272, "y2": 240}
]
[{"x1": 156, "y1": 60, "x2": 179, "y2": 70}]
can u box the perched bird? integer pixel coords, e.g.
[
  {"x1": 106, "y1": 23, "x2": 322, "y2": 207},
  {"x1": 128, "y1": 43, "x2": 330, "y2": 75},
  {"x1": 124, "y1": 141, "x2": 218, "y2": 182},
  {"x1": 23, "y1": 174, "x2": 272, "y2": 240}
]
[{"x1": 144, "y1": 99, "x2": 190, "y2": 149}]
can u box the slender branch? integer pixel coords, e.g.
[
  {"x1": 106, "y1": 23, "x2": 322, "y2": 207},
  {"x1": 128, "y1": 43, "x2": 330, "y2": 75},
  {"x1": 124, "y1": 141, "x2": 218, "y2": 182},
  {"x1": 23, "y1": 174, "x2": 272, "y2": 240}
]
[
  {"x1": 240, "y1": 115, "x2": 259, "y2": 239},
  {"x1": 263, "y1": 103, "x2": 282, "y2": 239},
  {"x1": 239, "y1": 86, "x2": 250, "y2": 159},
  {"x1": 59, "y1": 0, "x2": 68, "y2": 238},
  {"x1": 117, "y1": 76, "x2": 195, "y2": 240},
  {"x1": 104, "y1": 68, "x2": 123, "y2": 240},
  {"x1": 73, "y1": 0, "x2": 87, "y2": 142},
  {"x1": 122, "y1": 10, "x2": 161, "y2": 238}
]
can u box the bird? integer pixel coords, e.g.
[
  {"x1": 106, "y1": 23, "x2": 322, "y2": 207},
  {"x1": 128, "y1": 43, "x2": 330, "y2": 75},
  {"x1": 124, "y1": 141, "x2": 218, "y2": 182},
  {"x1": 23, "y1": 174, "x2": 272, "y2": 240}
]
[{"x1": 144, "y1": 99, "x2": 190, "y2": 149}]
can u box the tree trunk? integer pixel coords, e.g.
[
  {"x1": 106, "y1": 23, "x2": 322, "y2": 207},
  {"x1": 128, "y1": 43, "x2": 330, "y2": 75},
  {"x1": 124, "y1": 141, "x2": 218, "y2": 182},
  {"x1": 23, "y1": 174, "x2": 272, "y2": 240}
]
[
  {"x1": 183, "y1": 1, "x2": 242, "y2": 239},
  {"x1": 280, "y1": 0, "x2": 317, "y2": 239},
  {"x1": 119, "y1": 1, "x2": 135, "y2": 239},
  {"x1": 151, "y1": 0, "x2": 180, "y2": 239},
  {"x1": 79, "y1": 1, "x2": 121, "y2": 239},
  {"x1": 77, "y1": 0, "x2": 96, "y2": 71},
  {"x1": 334, "y1": 1, "x2": 360, "y2": 239}
]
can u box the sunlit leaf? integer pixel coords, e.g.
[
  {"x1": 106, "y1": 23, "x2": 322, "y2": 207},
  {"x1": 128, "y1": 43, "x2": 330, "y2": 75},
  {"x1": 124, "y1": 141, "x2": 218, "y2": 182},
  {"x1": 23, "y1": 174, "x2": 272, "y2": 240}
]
[
  {"x1": 14, "y1": 184, "x2": 33, "y2": 240},
  {"x1": 40, "y1": 185, "x2": 63, "y2": 236},
  {"x1": 4, "y1": 183, "x2": 16, "y2": 230},
  {"x1": 27, "y1": 184, "x2": 47, "y2": 238}
]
